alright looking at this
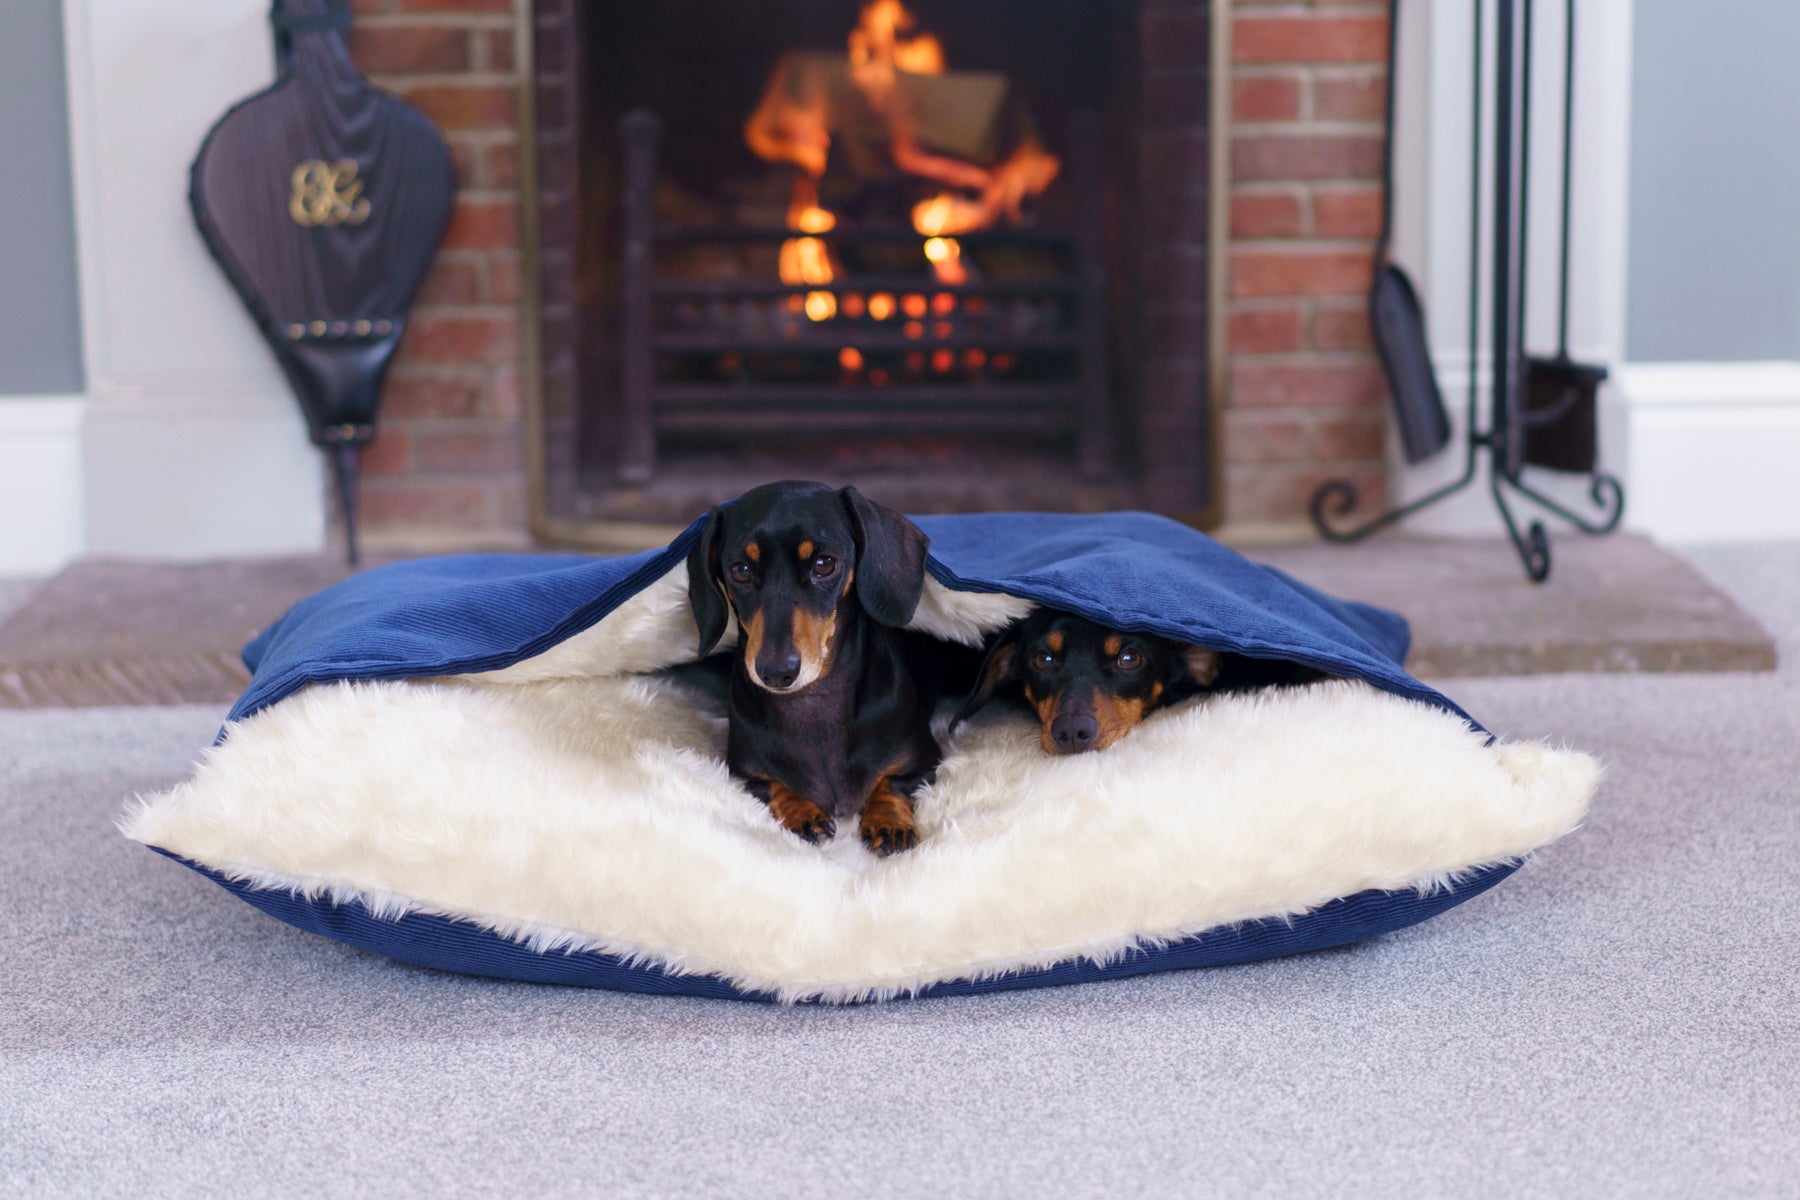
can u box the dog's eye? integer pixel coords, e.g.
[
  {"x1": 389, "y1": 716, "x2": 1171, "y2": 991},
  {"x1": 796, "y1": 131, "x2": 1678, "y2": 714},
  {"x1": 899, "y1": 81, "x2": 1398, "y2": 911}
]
[
  {"x1": 726, "y1": 561, "x2": 753, "y2": 584},
  {"x1": 810, "y1": 554, "x2": 838, "y2": 579},
  {"x1": 1116, "y1": 649, "x2": 1144, "y2": 671},
  {"x1": 1031, "y1": 651, "x2": 1058, "y2": 671}
]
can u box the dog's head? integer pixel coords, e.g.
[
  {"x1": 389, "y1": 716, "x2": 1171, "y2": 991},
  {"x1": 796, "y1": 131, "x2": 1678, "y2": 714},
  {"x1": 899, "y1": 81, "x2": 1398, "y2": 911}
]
[
  {"x1": 686, "y1": 481, "x2": 929, "y2": 695},
  {"x1": 952, "y1": 610, "x2": 1221, "y2": 754}
]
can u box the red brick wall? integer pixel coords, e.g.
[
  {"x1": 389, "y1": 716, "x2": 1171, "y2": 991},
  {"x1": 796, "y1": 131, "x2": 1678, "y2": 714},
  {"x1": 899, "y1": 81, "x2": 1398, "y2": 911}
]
[
  {"x1": 346, "y1": 0, "x2": 529, "y2": 541},
  {"x1": 1224, "y1": 0, "x2": 1389, "y2": 526}
]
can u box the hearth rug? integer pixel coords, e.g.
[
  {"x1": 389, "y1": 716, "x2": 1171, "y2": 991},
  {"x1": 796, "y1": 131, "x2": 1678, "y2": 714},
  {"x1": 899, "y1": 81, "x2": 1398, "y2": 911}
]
[{"x1": 122, "y1": 511, "x2": 1599, "y2": 1003}]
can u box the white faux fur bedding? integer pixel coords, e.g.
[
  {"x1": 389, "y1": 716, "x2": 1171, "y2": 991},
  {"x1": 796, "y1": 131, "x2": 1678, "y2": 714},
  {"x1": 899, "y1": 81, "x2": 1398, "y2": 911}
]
[{"x1": 123, "y1": 567, "x2": 1599, "y2": 1002}]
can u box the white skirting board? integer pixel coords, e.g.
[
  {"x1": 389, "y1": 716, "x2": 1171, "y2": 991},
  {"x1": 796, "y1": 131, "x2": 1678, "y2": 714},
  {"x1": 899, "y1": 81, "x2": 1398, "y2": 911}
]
[
  {"x1": 1608, "y1": 362, "x2": 1800, "y2": 543},
  {"x1": 0, "y1": 395, "x2": 86, "y2": 574}
]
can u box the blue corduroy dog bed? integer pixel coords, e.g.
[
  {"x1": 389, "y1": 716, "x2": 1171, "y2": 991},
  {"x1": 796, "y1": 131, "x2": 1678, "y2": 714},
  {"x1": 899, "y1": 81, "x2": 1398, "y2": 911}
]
[{"x1": 124, "y1": 511, "x2": 1596, "y2": 1002}]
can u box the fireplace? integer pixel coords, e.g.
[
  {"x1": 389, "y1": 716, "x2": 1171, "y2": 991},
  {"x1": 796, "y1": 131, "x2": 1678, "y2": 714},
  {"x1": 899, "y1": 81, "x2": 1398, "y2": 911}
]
[{"x1": 528, "y1": 0, "x2": 1218, "y2": 525}]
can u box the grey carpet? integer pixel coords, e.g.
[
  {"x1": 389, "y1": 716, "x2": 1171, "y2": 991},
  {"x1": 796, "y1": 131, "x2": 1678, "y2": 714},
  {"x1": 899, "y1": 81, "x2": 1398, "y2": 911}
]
[{"x1": 2, "y1": 545, "x2": 1796, "y2": 1199}]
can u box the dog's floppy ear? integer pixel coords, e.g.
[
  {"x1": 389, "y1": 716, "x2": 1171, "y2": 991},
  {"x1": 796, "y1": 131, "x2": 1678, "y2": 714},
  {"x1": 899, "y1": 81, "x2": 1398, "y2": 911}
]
[
  {"x1": 1173, "y1": 643, "x2": 1222, "y2": 687},
  {"x1": 840, "y1": 485, "x2": 929, "y2": 627},
  {"x1": 686, "y1": 506, "x2": 730, "y2": 656},
  {"x1": 950, "y1": 624, "x2": 1022, "y2": 732}
]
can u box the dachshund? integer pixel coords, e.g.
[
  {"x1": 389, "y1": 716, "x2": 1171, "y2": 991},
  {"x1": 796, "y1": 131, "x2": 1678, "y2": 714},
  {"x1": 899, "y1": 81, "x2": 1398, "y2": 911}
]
[
  {"x1": 952, "y1": 609, "x2": 1326, "y2": 755},
  {"x1": 686, "y1": 480, "x2": 941, "y2": 856}
]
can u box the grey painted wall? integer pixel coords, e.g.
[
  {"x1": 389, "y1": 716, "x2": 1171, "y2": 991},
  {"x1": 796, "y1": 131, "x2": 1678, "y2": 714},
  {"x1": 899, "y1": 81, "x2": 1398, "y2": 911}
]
[
  {"x1": 0, "y1": 0, "x2": 85, "y2": 395},
  {"x1": 1628, "y1": 3, "x2": 1800, "y2": 362}
]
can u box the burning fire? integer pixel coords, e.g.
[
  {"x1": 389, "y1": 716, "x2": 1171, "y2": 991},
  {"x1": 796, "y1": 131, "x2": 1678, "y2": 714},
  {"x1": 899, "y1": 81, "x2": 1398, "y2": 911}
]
[{"x1": 745, "y1": 0, "x2": 1060, "y2": 310}]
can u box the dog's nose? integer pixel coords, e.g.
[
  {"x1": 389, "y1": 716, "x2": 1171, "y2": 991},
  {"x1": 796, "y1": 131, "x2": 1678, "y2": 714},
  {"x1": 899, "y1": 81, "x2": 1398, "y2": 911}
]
[
  {"x1": 1050, "y1": 713, "x2": 1099, "y2": 753},
  {"x1": 759, "y1": 652, "x2": 803, "y2": 690}
]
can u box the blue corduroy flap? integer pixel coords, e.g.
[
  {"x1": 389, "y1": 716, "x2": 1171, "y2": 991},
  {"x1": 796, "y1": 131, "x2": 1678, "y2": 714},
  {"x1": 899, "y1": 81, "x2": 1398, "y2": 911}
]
[{"x1": 231, "y1": 510, "x2": 1465, "y2": 725}]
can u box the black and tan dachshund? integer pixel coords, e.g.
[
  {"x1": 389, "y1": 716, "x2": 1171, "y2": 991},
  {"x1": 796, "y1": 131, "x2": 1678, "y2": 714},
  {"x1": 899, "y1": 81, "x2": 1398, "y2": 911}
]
[
  {"x1": 686, "y1": 480, "x2": 941, "y2": 856},
  {"x1": 953, "y1": 609, "x2": 1326, "y2": 755}
]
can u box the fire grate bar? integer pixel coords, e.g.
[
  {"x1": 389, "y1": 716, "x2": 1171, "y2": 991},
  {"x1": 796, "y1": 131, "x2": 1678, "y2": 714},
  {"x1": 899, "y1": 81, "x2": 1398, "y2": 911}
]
[
  {"x1": 653, "y1": 331, "x2": 1081, "y2": 353},
  {"x1": 652, "y1": 224, "x2": 1078, "y2": 249},
  {"x1": 651, "y1": 277, "x2": 1081, "y2": 299},
  {"x1": 656, "y1": 408, "x2": 1075, "y2": 436},
  {"x1": 655, "y1": 384, "x2": 1083, "y2": 407}
]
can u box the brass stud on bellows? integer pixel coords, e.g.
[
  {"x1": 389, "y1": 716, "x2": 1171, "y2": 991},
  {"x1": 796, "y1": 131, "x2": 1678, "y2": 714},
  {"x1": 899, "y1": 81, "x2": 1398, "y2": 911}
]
[{"x1": 285, "y1": 318, "x2": 397, "y2": 340}]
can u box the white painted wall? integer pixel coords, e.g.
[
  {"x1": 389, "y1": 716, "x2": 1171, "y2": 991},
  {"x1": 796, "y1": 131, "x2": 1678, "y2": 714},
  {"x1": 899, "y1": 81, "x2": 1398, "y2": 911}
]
[
  {"x1": 1393, "y1": 0, "x2": 1800, "y2": 543},
  {"x1": 0, "y1": 398, "x2": 87, "y2": 574},
  {"x1": 51, "y1": 0, "x2": 324, "y2": 566}
]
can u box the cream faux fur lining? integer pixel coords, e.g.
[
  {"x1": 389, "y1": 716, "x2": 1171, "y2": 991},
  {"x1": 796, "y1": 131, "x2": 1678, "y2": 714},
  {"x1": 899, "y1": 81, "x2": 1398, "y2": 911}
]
[{"x1": 122, "y1": 567, "x2": 1598, "y2": 1002}]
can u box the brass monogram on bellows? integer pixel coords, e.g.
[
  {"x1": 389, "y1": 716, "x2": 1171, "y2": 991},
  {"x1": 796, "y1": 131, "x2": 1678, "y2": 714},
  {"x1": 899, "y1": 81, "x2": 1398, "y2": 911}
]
[{"x1": 289, "y1": 158, "x2": 372, "y2": 227}]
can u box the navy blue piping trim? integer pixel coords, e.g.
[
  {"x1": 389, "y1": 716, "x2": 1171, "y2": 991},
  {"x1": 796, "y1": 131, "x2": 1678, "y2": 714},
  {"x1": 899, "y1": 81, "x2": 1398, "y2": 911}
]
[{"x1": 152, "y1": 848, "x2": 1519, "y2": 1003}]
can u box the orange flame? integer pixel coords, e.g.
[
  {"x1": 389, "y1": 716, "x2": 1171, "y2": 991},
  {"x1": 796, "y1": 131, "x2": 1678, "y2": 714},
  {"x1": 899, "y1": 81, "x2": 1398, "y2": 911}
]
[{"x1": 849, "y1": 0, "x2": 945, "y2": 78}]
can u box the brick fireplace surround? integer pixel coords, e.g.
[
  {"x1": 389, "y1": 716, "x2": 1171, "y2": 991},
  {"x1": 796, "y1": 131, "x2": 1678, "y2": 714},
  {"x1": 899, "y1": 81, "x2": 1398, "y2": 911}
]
[{"x1": 344, "y1": 0, "x2": 1389, "y2": 543}]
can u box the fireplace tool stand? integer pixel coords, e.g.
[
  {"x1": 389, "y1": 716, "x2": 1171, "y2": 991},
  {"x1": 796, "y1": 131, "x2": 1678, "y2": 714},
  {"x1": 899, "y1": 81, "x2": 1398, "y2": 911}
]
[{"x1": 1308, "y1": 0, "x2": 1623, "y2": 582}]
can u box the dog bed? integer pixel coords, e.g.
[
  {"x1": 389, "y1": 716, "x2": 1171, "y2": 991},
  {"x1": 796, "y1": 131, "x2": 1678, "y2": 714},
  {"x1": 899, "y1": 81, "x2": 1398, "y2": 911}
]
[{"x1": 123, "y1": 511, "x2": 1598, "y2": 1002}]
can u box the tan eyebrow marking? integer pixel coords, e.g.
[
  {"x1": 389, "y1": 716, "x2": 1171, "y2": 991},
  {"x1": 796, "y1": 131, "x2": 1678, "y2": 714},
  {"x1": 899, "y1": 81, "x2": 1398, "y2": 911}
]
[
  {"x1": 1046, "y1": 631, "x2": 1064, "y2": 652},
  {"x1": 744, "y1": 542, "x2": 760, "y2": 562},
  {"x1": 1104, "y1": 635, "x2": 1122, "y2": 657},
  {"x1": 798, "y1": 539, "x2": 815, "y2": 561}
]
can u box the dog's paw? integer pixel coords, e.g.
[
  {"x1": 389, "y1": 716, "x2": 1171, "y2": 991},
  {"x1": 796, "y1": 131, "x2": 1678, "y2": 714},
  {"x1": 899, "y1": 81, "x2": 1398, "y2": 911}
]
[
  {"x1": 766, "y1": 785, "x2": 836, "y2": 844},
  {"x1": 790, "y1": 811, "x2": 837, "y2": 844},
  {"x1": 859, "y1": 814, "x2": 919, "y2": 857}
]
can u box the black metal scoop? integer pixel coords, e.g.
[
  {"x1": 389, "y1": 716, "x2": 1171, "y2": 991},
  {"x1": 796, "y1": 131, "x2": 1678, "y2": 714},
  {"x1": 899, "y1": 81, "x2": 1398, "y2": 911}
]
[
  {"x1": 1369, "y1": 0, "x2": 1452, "y2": 465},
  {"x1": 188, "y1": 0, "x2": 455, "y2": 563}
]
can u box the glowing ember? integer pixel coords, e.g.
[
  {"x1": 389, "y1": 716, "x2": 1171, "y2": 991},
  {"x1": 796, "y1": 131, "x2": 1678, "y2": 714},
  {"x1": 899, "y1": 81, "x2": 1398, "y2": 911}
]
[
  {"x1": 921, "y1": 236, "x2": 968, "y2": 286},
  {"x1": 868, "y1": 293, "x2": 897, "y2": 321},
  {"x1": 839, "y1": 347, "x2": 865, "y2": 371},
  {"x1": 902, "y1": 294, "x2": 928, "y2": 319},
  {"x1": 804, "y1": 291, "x2": 838, "y2": 321},
  {"x1": 778, "y1": 234, "x2": 833, "y2": 287},
  {"x1": 792, "y1": 204, "x2": 836, "y2": 234}
]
